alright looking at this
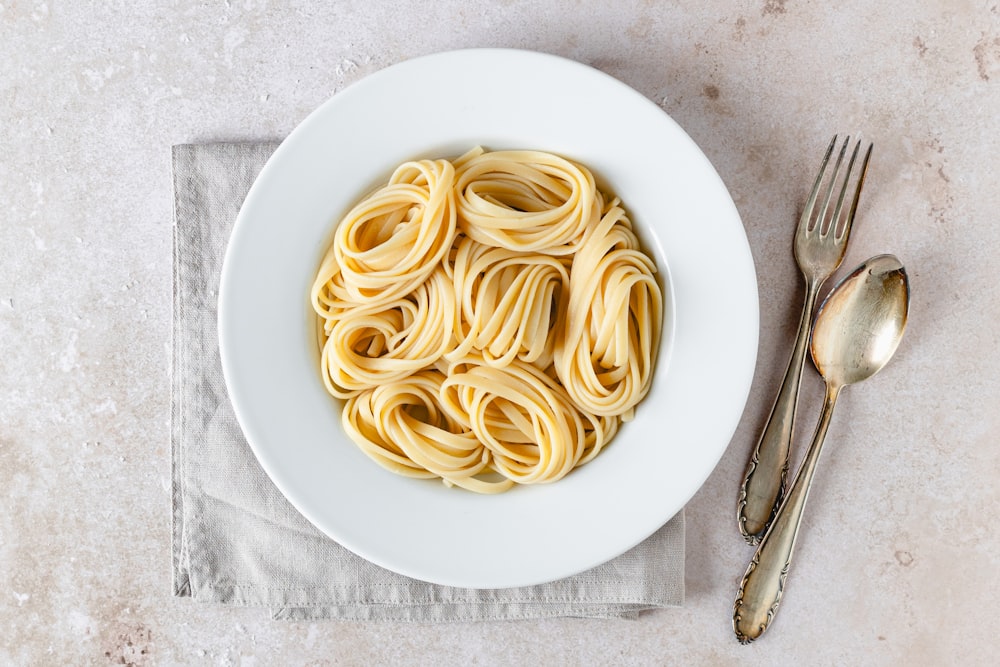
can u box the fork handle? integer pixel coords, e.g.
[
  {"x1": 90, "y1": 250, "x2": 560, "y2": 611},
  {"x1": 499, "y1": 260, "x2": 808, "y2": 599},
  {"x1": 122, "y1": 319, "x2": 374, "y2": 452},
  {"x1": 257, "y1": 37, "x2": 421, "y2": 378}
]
[{"x1": 737, "y1": 278, "x2": 821, "y2": 542}]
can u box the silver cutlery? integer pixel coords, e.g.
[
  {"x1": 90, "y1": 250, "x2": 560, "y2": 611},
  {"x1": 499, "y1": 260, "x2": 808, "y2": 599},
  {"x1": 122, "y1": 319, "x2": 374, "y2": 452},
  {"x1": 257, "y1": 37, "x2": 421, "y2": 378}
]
[
  {"x1": 733, "y1": 254, "x2": 910, "y2": 643},
  {"x1": 737, "y1": 136, "x2": 873, "y2": 543}
]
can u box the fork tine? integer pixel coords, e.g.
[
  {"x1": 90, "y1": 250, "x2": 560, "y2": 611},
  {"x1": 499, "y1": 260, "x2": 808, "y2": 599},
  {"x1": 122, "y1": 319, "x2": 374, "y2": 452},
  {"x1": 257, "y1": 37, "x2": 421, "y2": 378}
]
[
  {"x1": 837, "y1": 141, "x2": 874, "y2": 240},
  {"x1": 830, "y1": 139, "x2": 862, "y2": 239},
  {"x1": 800, "y1": 135, "x2": 839, "y2": 231},
  {"x1": 816, "y1": 136, "x2": 850, "y2": 235}
]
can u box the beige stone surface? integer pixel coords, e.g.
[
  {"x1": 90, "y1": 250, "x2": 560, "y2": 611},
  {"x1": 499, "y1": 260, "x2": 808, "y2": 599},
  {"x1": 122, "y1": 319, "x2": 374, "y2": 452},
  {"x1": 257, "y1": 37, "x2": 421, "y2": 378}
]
[{"x1": 2, "y1": 1, "x2": 997, "y2": 664}]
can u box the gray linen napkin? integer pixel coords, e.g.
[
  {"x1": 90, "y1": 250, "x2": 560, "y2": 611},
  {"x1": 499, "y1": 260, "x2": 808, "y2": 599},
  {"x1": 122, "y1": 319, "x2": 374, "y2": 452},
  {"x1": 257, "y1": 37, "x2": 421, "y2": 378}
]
[{"x1": 170, "y1": 141, "x2": 685, "y2": 621}]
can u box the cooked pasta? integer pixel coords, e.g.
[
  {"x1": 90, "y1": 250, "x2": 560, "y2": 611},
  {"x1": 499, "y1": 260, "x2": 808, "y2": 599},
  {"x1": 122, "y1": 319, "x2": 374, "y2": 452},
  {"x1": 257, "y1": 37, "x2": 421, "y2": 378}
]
[
  {"x1": 454, "y1": 150, "x2": 596, "y2": 254},
  {"x1": 310, "y1": 147, "x2": 662, "y2": 493}
]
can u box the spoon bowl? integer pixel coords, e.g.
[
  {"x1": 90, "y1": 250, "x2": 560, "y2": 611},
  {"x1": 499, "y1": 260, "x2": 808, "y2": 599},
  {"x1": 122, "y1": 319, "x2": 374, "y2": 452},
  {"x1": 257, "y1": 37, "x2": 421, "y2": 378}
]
[
  {"x1": 811, "y1": 254, "x2": 909, "y2": 388},
  {"x1": 734, "y1": 254, "x2": 909, "y2": 643}
]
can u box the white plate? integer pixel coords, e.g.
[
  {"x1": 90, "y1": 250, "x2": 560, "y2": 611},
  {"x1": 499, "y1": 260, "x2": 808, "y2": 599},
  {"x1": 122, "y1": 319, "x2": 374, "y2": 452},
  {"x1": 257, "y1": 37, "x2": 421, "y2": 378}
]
[{"x1": 219, "y1": 48, "x2": 757, "y2": 589}]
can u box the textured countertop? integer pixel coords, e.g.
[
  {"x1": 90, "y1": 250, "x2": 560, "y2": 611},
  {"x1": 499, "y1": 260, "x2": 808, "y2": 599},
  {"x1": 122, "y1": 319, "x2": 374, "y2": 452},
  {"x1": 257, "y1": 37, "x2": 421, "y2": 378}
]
[{"x1": 3, "y1": 2, "x2": 997, "y2": 665}]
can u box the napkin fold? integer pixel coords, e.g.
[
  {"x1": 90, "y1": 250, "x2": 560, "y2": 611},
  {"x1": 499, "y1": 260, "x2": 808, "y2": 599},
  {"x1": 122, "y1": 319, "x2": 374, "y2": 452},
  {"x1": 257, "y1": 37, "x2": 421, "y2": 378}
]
[{"x1": 170, "y1": 141, "x2": 685, "y2": 621}]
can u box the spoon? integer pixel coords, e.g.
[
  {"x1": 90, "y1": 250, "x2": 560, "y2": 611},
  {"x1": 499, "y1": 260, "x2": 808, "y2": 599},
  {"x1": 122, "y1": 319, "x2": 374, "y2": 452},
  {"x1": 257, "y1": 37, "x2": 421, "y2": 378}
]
[{"x1": 733, "y1": 254, "x2": 910, "y2": 644}]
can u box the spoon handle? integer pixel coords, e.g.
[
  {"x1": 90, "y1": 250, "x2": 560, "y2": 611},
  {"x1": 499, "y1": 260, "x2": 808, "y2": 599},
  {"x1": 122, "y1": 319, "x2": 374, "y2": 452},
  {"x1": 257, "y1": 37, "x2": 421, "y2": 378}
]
[
  {"x1": 737, "y1": 279, "x2": 821, "y2": 542},
  {"x1": 733, "y1": 381, "x2": 842, "y2": 644}
]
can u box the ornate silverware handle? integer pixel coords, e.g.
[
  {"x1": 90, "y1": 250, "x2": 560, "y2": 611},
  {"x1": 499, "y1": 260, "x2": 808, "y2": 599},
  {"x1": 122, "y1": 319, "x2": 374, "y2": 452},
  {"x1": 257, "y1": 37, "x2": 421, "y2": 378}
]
[
  {"x1": 733, "y1": 382, "x2": 841, "y2": 644},
  {"x1": 737, "y1": 279, "x2": 820, "y2": 542}
]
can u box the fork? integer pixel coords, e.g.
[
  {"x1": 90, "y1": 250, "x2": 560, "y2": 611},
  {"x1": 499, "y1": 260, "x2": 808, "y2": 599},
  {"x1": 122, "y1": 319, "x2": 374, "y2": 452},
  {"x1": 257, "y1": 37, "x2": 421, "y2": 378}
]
[{"x1": 737, "y1": 135, "x2": 873, "y2": 544}]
